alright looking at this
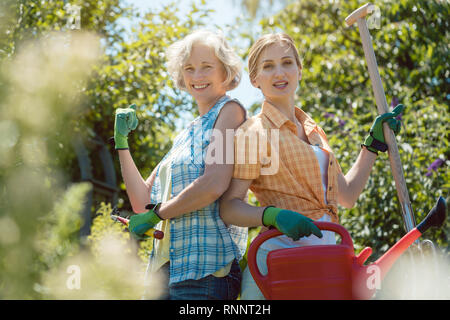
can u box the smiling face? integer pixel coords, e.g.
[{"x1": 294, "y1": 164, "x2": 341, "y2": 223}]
[
  {"x1": 181, "y1": 43, "x2": 228, "y2": 108},
  {"x1": 251, "y1": 42, "x2": 302, "y2": 104}
]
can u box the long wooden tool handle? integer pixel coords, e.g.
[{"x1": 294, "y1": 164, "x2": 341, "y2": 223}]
[{"x1": 347, "y1": 4, "x2": 416, "y2": 232}]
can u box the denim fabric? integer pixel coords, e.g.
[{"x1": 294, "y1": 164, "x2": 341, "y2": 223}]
[
  {"x1": 157, "y1": 260, "x2": 241, "y2": 300},
  {"x1": 149, "y1": 95, "x2": 248, "y2": 285}
]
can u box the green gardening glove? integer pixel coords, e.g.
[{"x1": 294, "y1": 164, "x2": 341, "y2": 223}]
[
  {"x1": 262, "y1": 207, "x2": 323, "y2": 241},
  {"x1": 128, "y1": 208, "x2": 161, "y2": 240},
  {"x1": 114, "y1": 104, "x2": 139, "y2": 150},
  {"x1": 363, "y1": 104, "x2": 404, "y2": 155}
]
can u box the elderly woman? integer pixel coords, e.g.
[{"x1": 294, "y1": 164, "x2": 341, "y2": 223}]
[{"x1": 113, "y1": 29, "x2": 248, "y2": 300}]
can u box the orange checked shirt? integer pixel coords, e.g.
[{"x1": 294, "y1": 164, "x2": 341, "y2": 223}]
[{"x1": 233, "y1": 101, "x2": 342, "y2": 223}]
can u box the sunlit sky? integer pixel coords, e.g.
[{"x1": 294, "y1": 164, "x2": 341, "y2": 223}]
[{"x1": 120, "y1": 0, "x2": 286, "y2": 111}]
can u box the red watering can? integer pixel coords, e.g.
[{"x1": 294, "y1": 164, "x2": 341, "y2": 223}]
[{"x1": 248, "y1": 196, "x2": 446, "y2": 300}]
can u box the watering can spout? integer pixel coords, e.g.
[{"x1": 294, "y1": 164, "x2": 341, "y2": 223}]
[{"x1": 354, "y1": 196, "x2": 446, "y2": 299}]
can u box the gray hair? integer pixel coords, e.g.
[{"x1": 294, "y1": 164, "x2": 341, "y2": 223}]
[{"x1": 166, "y1": 29, "x2": 242, "y2": 91}]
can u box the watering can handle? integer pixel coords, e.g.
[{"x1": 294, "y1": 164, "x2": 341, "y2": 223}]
[{"x1": 247, "y1": 221, "x2": 353, "y2": 298}]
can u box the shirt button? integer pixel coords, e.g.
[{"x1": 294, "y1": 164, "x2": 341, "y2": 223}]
[
  {"x1": 170, "y1": 248, "x2": 174, "y2": 253},
  {"x1": 330, "y1": 161, "x2": 333, "y2": 166},
  {"x1": 329, "y1": 186, "x2": 332, "y2": 191}
]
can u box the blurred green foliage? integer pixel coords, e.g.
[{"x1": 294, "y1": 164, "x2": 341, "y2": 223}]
[
  {"x1": 36, "y1": 183, "x2": 92, "y2": 275},
  {"x1": 88, "y1": 202, "x2": 130, "y2": 255},
  {"x1": 89, "y1": 202, "x2": 153, "y2": 263}
]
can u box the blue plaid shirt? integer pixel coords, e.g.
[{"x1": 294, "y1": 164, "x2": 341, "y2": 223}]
[{"x1": 149, "y1": 95, "x2": 248, "y2": 284}]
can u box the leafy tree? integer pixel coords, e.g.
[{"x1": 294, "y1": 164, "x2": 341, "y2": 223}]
[
  {"x1": 1, "y1": 0, "x2": 213, "y2": 217},
  {"x1": 0, "y1": 29, "x2": 101, "y2": 298},
  {"x1": 1, "y1": 0, "x2": 447, "y2": 299}
]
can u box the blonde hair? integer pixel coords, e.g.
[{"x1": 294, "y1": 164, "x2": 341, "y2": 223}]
[
  {"x1": 166, "y1": 29, "x2": 242, "y2": 91},
  {"x1": 248, "y1": 33, "x2": 302, "y2": 83}
]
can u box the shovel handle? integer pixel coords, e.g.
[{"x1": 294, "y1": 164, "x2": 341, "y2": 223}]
[{"x1": 416, "y1": 196, "x2": 446, "y2": 234}]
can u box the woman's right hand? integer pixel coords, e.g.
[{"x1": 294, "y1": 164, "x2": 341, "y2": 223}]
[
  {"x1": 114, "y1": 104, "x2": 138, "y2": 150},
  {"x1": 128, "y1": 207, "x2": 162, "y2": 240}
]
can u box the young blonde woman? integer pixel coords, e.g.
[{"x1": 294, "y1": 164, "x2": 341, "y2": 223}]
[
  {"x1": 219, "y1": 33, "x2": 404, "y2": 299},
  {"x1": 113, "y1": 29, "x2": 248, "y2": 300}
]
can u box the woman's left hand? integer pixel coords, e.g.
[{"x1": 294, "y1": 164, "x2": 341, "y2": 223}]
[{"x1": 362, "y1": 104, "x2": 404, "y2": 155}]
